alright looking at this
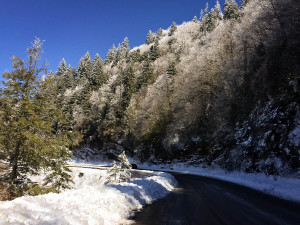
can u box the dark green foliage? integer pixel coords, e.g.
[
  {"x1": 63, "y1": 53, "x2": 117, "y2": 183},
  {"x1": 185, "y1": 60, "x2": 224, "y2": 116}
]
[
  {"x1": 121, "y1": 64, "x2": 135, "y2": 111},
  {"x1": 149, "y1": 39, "x2": 161, "y2": 61},
  {"x1": 166, "y1": 62, "x2": 177, "y2": 76},
  {"x1": 0, "y1": 38, "x2": 72, "y2": 196},
  {"x1": 92, "y1": 53, "x2": 106, "y2": 89},
  {"x1": 130, "y1": 49, "x2": 141, "y2": 62},
  {"x1": 76, "y1": 52, "x2": 93, "y2": 86},
  {"x1": 136, "y1": 58, "x2": 154, "y2": 90}
]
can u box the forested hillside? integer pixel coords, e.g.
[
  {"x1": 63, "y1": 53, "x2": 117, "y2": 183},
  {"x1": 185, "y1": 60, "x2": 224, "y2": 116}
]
[{"x1": 3, "y1": 0, "x2": 299, "y2": 176}]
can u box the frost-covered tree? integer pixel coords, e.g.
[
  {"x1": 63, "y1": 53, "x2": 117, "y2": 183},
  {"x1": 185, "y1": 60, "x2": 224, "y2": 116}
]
[
  {"x1": 200, "y1": 9, "x2": 205, "y2": 21},
  {"x1": 224, "y1": 0, "x2": 240, "y2": 20},
  {"x1": 107, "y1": 152, "x2": 132, "y2": 183},
  {"x1": 149, "y1": 39, "x2": 161, "y2": 61},
  {"x1": 105, "y1": 44, "x2": 117, "y2": 64},
  {"x1": 206, "y1": 9, "x2": 218, "y2": 32},
  {"x1": 56, "y1": 58, "x2": 67, "y2": 77},
  {"x1": 0, "y1": 38, "x2": 72, "y2": 197},
  {"x1": 116, "y1": 37, "x2": 130, "y2": 62},
  {"x1": 92, "y1": 53, "x2": 105, "y2": 88},
  {"x1": 192, "y1": 16, "x2": 198, "y2": 23},
  {"x1": 157, "y1": 28, "x2": 163, "y2": 38},
  {"x1": 136, "y1": 58, "x2": 154, "y2": 90},
  {"x1": 107, "y1": 161, "x2": 121, "y2": 183},
  {"x1": 76, "y1": 52, "x2": 93, "y2": 85},
  {"x1": 168, "y1": 22, "x2": 177, "y2": 36},
  {"x1": 146, "y1": 30, "x2": 155, "y2": 45},
  {"x1": 215, "y1": 0, "x2": 224, "y2": 20},
  {"x1": 118, "y1": 151, "x2": 132, "y2": 169}
]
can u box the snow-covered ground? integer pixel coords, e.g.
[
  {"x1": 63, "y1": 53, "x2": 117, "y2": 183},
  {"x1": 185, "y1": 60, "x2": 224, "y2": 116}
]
[
  {"x1": 137, "y1": 162, "x2": 300, "y2": 203},
  {"x1": 0, "y1": 167, "x2": 177, "y2": 225}
]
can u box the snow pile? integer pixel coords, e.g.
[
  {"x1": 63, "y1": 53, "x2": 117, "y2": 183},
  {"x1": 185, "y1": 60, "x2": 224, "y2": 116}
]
[
  {"x1": 139, "y1": 162, "x2": 300, "y2": 202},
  {"x1": 0, "y1": 167, "x2": 177, "y2": 225}
]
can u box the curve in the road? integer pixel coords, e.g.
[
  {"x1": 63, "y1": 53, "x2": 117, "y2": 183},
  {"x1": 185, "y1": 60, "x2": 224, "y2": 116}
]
[{"x1": 133, "y1": 173, "x2": 300, "y2": 225}]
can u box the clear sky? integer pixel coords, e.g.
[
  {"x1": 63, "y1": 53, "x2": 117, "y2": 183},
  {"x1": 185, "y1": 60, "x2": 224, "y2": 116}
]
[{"x1": 0, "y1": 0, "x2": 226, "y2": 74}]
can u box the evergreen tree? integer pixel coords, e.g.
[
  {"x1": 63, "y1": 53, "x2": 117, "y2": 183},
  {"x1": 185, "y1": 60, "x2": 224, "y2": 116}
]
[
  {"x1": 215, "y1": 0, "x2": 224, "y2": 20},
  {"x1": 130, "y1": 49, "x2": 141, "y2": 62},
  {"x1": 192, "y1": 16, "x2": 198, "y2": 23},
  {"x1": 105, "y1": 44, "x2": 117, "y2": 64},
  {"x1": 168, "y1": 22, "x2": 177, "y2": 36},
  {"x1": 56, "y1": 58, "x2": 67, "y2": 77},
  {"x1": 206, "y1": 8, "x2": 218, "y2": 32},
  {"x1": 146, "y1": 30, "x2": 155, "y2": 45},
  {"x1": 0, "y1": 38, "x2": 72, "y2": 197},
  {"x1": 157, "y1": 28, "x2": 163, "y2": 39},
  {"x1": 136, "y1": 58, "x2": 154, "y2": 90},
  {"x1": 64, "y1": 66, "x2": 75, "y2": 89},
  {"x1": 92, "y1": 53, "x2": 106, "y2": 88},
  {"x1": 118, "y1": 151, "x2": 132, "y2": 169},
  {"x1": 200, "y1": 9, "x2": 205, "y2": 21},
  {"x1": 149, "y1": 39, "x2": 161, "y2": 61},
  {"x1": 166, "y1": 61, "x2": 177, "y2": 76},
  {"x1": 116, "y1": 37, "x2": 130, "y2": 62},
  {"x1": 121, "y1": 64, "x2": 135, "y2": 112},
  {"x1": 224, "y1": 0, "x2": 240, "y2": 20},
  {"x1": 76, "y1": 52, "x2": 93, "y2": 85}
]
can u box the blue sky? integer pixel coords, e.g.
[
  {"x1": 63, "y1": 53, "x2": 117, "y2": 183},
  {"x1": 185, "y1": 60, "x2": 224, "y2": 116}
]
[{"x1": 0, "y1": 0, "x2": 226, "y2": 74}]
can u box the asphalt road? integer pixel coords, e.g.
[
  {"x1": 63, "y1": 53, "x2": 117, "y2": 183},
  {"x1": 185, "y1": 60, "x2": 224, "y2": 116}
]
[{"x1": 133, "y1": 173, "x2": 300, "y2": 225}]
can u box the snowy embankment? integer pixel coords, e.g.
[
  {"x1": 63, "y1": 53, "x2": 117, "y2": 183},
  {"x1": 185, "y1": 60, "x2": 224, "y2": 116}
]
[
  {"x1": 0, "y1": 167, "x2": 177, "y2": 225},
  {"x1": 138, "y1": 162, "x2": 300, "y2": 203}
]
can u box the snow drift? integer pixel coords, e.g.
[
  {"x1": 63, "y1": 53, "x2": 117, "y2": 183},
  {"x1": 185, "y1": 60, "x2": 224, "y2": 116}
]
[{"x1": 0, "y1": 167, "x2": 177, "y2": 225}]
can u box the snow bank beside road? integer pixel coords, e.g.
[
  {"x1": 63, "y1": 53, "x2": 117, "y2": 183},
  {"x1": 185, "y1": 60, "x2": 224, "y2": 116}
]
[{"x1": 0, "y1": 168, "x2": 177, "y2": 225}]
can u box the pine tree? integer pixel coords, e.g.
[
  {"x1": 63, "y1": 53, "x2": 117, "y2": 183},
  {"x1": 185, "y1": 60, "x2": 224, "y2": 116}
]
[
  {"x1": 149, "y1": 39, "x2": 161, "y2": 61},
  {"x1": 192, "y1": 16, "x2": 198, "y2": 23},
  {"x1": 105, "y1": 44, "x2": 117, "y2": 64},
  {"x1": 130, "y1": 49, "x2": 141, "y2": 62},
  {"x1": 157, "y1": 28, "x2": 163, "y2": 39},
  {"x1": 215, "y1": 0, "x2": 224, "y2": 20},
  {"x1": 107, "y1": 161, "x2": 121, "y2": 183},
  {"x1": 168, "y1": 22, "x2": 177, "y2": 36},
  {"x1": 92, "y1": 53, "x2": 106, "y2": 88},
  {"x1": 118, "y1": 151, "x2": 132, "y2": 169},
  {"x1": 76, "y1": 52, "x2": 93, "y2": 86},
  {"x1": 206, "y1": 8, "x2": 218, "y2": 32},
  {"x1": 136, "y1": 58, "x2": 154, "y2": 90},
  {"x1": 166, "y1": 61, "x2": 177, "y2": 76},
  {"x1": 146, "y1": 30, "x2": 155, "y2": 45},
  {"x1": 0, "y1": 38, "x2": 72, "y2": 197},
  {"x1": 224, "y1": 0, "x2": 240, "y2": 20},
  {"x1": 200, "y1": 9, "x2": 205, "y2": 21},
  {"x1": 121, "y1": 64, "x2": 135, "y2": 112},
  {"x1": 116, "y1": 37, "x2": 130, "y2": 62},
  {"x1": 56, "y1": 58, "x2": 67, "y2": 77}
]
